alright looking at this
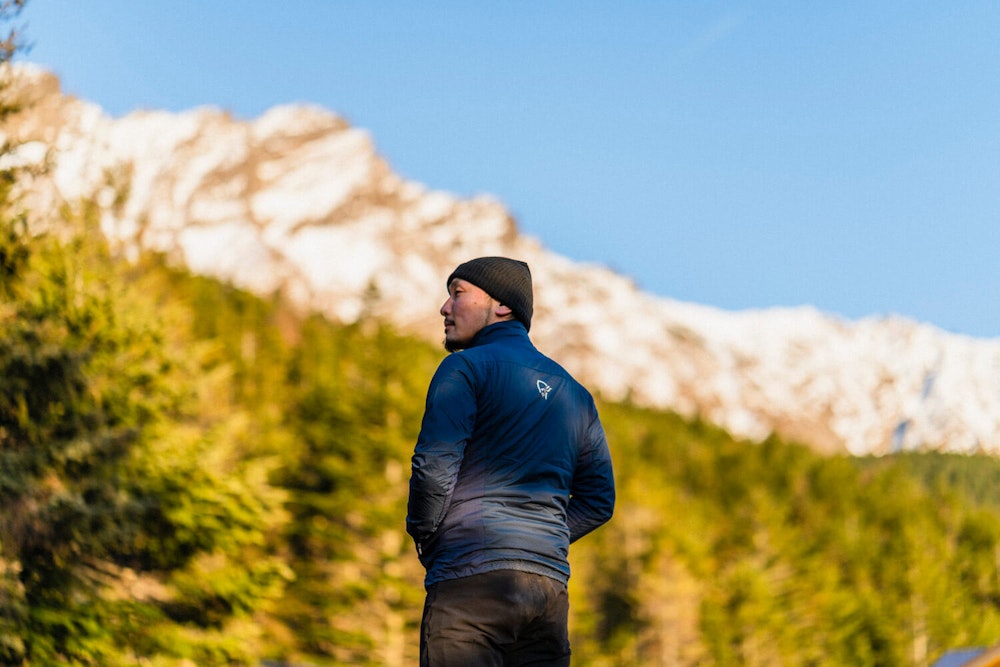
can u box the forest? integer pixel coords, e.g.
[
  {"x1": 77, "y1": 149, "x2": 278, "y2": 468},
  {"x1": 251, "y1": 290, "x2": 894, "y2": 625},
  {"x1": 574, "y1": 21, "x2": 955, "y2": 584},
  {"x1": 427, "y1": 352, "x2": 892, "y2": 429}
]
[
  {"x1": 4, "y1": 9, "x2": 1000, "y2": 666},
  {"x1": 5, "y1": 179, "x2": 1000, "y2": 667}
]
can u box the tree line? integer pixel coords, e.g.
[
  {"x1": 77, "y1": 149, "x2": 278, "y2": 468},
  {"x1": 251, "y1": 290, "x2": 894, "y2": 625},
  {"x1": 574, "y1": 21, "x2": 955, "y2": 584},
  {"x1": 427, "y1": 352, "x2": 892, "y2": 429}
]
[{"x1": 4, "y1": 193, "x2": 1000, "y2": 667}]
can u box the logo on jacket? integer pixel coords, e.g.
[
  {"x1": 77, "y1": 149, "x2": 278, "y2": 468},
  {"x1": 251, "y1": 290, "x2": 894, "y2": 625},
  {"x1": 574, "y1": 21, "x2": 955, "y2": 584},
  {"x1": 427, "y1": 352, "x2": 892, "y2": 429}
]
[{"x1": 536, "y1": 380, "x2": 552, "y2": 400}]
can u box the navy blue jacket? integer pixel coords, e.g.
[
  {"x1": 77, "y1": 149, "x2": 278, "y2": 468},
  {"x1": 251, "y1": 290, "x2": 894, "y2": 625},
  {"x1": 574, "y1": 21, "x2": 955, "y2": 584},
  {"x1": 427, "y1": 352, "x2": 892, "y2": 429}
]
[{"x1": 406, "y1": 320, "x2": 615, "y2": 586}]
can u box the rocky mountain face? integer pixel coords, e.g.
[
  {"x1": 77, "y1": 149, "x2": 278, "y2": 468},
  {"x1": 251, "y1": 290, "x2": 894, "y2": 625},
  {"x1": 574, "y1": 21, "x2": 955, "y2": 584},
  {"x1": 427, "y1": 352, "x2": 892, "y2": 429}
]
[{"x1": 7, "y1": 66, "x2": 1000, "y2": 456}]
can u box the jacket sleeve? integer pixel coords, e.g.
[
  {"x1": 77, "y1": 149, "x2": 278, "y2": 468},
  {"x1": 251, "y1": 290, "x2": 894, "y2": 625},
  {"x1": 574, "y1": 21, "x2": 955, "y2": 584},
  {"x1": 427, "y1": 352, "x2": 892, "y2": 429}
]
[
  {"x1": 406, "y1": 355, "x2": 477, "y2": 554},
  {"x1": 567, "y1": 410, "x2": 615, "y2": 543}
]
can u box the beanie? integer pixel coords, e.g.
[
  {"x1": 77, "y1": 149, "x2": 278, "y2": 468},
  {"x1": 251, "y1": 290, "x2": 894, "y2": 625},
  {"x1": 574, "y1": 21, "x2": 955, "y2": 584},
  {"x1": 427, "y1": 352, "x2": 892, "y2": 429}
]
[{"x1": 447, "y1": 256, "x2": 533, "y2": 331}]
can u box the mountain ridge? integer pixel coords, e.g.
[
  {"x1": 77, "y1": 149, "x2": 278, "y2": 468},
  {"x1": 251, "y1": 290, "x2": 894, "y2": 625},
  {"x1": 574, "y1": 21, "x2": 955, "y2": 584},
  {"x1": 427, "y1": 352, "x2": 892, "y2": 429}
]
[{"x1": 7, "y1": 65, "x2": 999, "y2": 456}]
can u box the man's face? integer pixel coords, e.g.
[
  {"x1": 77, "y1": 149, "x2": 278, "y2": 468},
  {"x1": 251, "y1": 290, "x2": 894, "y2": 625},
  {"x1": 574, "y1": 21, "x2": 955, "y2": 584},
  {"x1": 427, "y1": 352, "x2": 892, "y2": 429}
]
[{"x1": 440, "y1": 278, "x2": 498, "y2": 351}]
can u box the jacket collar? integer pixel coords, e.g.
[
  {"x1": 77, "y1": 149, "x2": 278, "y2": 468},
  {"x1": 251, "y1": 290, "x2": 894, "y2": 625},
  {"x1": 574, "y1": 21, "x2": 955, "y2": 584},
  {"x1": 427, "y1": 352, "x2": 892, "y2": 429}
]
[{"x1": 466, "y1": 319, "x2": 530, "y2": 349}]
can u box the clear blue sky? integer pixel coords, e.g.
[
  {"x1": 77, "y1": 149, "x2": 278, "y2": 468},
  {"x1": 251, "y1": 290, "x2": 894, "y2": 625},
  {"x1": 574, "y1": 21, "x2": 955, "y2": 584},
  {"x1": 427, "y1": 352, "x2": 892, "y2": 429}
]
[{"x1": 18, "y1": 2, "x2": 1000, "y2": 338}]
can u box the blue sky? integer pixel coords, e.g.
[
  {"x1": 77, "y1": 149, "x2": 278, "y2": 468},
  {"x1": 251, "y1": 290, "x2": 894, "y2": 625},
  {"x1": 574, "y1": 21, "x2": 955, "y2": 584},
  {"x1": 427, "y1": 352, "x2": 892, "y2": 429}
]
[{"x1": 18, "y1": 2, "x2": 1000, "y2": 338}]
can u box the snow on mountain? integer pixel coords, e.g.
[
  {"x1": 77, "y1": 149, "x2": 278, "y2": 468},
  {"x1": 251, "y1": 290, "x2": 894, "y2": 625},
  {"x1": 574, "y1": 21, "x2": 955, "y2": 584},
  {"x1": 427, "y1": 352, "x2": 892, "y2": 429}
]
[{"x1": 8, "y1": 66, "x2": 1000, "y2": 456}]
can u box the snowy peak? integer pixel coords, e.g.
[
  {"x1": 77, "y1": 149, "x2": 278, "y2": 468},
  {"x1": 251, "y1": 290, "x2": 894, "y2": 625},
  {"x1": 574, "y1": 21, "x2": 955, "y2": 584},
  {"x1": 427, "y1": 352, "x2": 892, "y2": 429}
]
[{"x1": 8, "y1": 66, "x2": 1000, "y2": 456}]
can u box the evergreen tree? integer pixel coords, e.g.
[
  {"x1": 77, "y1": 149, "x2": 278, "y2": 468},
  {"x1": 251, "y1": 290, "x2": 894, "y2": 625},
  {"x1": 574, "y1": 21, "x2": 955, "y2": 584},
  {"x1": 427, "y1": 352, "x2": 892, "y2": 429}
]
[{"x1": 1, "y1": 202, "x2": 289, "y2": 664}]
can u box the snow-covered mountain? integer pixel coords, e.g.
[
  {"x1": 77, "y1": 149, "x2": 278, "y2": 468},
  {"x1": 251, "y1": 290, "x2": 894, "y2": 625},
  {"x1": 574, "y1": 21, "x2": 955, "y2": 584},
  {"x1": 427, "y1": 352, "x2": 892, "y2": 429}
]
[{"x1": 7, "y1": 66, "x2": 1000, "y2": 456}]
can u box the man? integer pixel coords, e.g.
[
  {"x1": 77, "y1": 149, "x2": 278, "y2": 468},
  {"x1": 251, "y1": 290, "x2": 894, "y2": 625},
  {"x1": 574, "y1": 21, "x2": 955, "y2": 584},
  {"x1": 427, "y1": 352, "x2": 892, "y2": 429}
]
[{"x1": 407, "y1": 256, "x2": 616, "y2": 666}]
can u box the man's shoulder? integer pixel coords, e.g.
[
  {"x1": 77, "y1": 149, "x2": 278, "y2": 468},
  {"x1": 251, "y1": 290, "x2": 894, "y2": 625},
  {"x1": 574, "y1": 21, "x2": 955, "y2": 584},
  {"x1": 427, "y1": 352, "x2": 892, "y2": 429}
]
[{"x1": 435, "y1": 349, "x2": 476, "y2": 371}]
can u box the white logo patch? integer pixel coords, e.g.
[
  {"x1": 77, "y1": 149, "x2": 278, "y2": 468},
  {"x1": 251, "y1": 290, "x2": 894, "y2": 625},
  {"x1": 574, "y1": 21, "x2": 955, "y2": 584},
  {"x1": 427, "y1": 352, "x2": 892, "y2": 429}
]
[{"x1": 536, "y1": 379, "x2": 552, "y2": 400}]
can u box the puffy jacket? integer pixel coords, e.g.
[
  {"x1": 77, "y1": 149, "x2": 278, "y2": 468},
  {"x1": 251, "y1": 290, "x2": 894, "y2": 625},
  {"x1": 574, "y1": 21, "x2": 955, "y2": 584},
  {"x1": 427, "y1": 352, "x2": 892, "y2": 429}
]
[{"x1": 406, "y1": 320, "x2": 615, "y2": 586}]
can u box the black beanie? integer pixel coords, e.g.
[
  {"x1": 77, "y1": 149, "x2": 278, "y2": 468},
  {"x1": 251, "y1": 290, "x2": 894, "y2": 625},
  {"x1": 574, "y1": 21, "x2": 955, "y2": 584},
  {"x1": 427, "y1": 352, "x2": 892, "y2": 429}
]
[{"x1": 447, "y1": 257, "x2": 533, "y2": 331}]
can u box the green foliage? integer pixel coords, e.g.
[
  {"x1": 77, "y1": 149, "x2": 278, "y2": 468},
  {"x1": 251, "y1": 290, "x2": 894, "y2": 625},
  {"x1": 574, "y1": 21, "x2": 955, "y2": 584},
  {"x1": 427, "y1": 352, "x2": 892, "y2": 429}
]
[
  {"x1": 578, "y1": 404, "x2": 1000, "y2": 666},
  {"x1": 8, "y1": 208, "x2": 1000, "y2": 665},
  {"x1": 859, "y1": 450, "x2": 1000, "y2": 509},
  {"x1": 0, "y1": 207, "x2": 289, "y2": 665},
  {"x1": 268, "y1": 317, "x2": 435, "y2": 665},
  {"x1": 10, "y1": 213, "x2": 1000, "y2": 666},
  {"x1": 149, "y1": 263, "x2": 439, "y2": 665}
]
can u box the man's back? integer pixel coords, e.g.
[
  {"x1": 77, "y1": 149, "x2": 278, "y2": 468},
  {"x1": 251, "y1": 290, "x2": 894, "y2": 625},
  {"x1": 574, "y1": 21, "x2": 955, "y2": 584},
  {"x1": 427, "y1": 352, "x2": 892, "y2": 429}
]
[{"x1": 410, "y1": 321, "x2": 612, "y2": 586}]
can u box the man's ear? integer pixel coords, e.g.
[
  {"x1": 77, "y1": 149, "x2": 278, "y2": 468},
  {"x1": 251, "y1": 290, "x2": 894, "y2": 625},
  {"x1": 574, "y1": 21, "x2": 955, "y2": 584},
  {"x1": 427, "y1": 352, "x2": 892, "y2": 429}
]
[{"x1": 494, "y1": 303, "x2": 514, "y2": 319}]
